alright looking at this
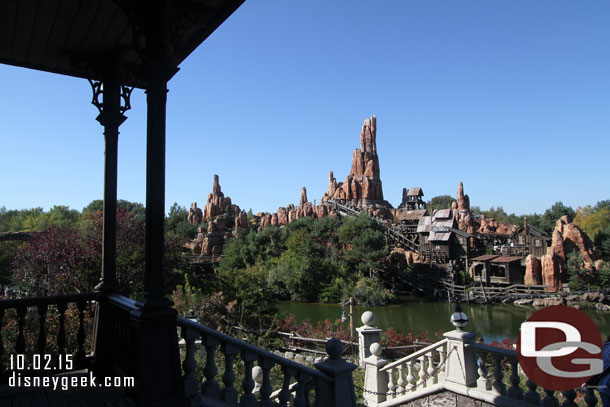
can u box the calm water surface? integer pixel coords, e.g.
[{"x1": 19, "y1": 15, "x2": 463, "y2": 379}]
[{"x1": 277, "y1": 297, "x2": 610, "y2": 343}]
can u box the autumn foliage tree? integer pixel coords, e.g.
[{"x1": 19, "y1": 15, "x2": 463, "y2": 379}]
[{"x1": 11, "y1": 207, "x2": 188, "y2": 298}]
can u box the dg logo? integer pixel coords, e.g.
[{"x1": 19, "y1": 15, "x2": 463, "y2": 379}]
[{"x1": 517, "y1": 305, "x2": 603, "y2": 391}]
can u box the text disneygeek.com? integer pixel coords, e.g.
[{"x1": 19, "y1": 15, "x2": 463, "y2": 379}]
[{"x1": 8, "y1": 354, "x2": 135, "y2": 391}]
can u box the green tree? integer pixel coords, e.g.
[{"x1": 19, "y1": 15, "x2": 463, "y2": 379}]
[
  {"x1": 166, "y1": 202, "x2": 197, "y2": 240},
  {"x1": 540, "y1": 202, "x2": 575, "y2": 234},
  {"x1": 428, "y1": 195, "x2": 455, "y2": 212},
  {"x1": 267, "y1": 229, "x2": 332, "y2": 302},
  {"x1": 566, "y1": 252, "x2": 595, "y2": 291},
  {"x1": 338, "y1": 213, "x2": 388, "y2": 277}
]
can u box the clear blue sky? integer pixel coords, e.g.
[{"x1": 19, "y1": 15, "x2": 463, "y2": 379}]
[{"x1": 1, "y1": 1, "x2": 609, "y2": 216}]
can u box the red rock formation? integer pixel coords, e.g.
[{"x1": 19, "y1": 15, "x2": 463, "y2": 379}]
[
  {"x1": 234, "y1": 211, "x2": 248, "y2": 233},
  {"x1": 299, "y1": 187, "x2": 308, "y2": 206},
  {"x1": 454, "y1": 182, "x2": 475, "y2": 236},
  {"x1": 477, "y1": 214, "x2": 516, "y2": 235},
  {"x1": 524, "y1": 255, "x2": 542, "y2": 286},
  {"x1": 323, "y1": 116, "x2": 387, "y2": 207},
  {"x1": 276, "y1": 207, "x2": 288, "y2": 226},
  {"x1": 204, "y1": 175, "x2": 233, "y2": 221},
  {"x1": 551, "y1": 215, "x2": 596, "y2": 268},
  {"x1": 541, "y1": 249, "x2": 564, "y2": 292},
  {"x1": 187, "y1": 202, "x2": 203, "y2": 224}
]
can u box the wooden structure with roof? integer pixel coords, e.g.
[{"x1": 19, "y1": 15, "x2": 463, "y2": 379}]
[
  {"x1": 401, "y1": 187, "x2": 425, "y2": 211},
  {"x1": 470, "y1": 254, "x2": 524, "y2": 285},
  {"x1": 0, "y1": 2, "x2": 359, "y2": 407},
  {"x1": 509, "y1": 218, "x2": 551, "y2": 258},
  {"x1": 417, "y1": 209, "x2": 473, "y2": 266}
]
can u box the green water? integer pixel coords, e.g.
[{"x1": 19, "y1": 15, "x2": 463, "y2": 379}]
[{"x1": 277, "y1": 298, "x2": 610, "y2": 343}]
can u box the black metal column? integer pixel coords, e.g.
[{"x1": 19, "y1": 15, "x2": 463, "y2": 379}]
[
  {"x1": 95, "y1": 78, "x2": 125, "y2": 293},
  {"x1": 142, "y1": 67, "x2": 170, "y2": 307}
]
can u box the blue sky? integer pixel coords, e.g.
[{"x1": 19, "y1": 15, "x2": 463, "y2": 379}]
[{"x1": 1, "y1": 1, "x2": 609, "y2": 216}]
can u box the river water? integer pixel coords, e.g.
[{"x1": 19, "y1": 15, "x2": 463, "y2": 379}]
[{"x1": 277, "y1": 297, "x2": 610, "y2": 343}]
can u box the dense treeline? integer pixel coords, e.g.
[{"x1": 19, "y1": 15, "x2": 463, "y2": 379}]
[
  {"x1": 0, "y1": 201, "x2": 195, "y2": 297},
  {"x1": 217, "y1": 214, "x2": 392, "y2": 307}
]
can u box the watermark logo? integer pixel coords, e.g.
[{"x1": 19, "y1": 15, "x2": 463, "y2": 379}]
[{"x1": 517, "y1": 305, "x2": 602, "y2": 391}]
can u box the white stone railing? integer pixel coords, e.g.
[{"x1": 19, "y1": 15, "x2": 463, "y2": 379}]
[
  {"x1": 380, "y1": 339, "x2": 448, "y2": 397},
  {"x1": 177, "y1": 316, "x2": 358, "y2": 407},
  {"x1": 360, "y1": 312, "x2": 601, "y2": 407}
]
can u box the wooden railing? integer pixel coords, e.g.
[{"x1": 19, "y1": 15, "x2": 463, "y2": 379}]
[
  {"x1": 177, "y1": 316, "x2": 357, "y2": 407},
  {"x1": 443, "y1": 282, "x2": 549, "y2": 302},
  {"x1": 0, "y1": 292, "x2": 97, "y2": 381}
]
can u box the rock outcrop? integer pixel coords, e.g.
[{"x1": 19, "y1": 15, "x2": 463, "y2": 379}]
[
  {"x1": 203, "y1": 175, "x2": 238, "y2": 221},
  {"x1": 477, "y1": 214, "x2": 516, "y2": 235},
  {"x1": 299, "y1": 187, "x2": 308, "y2": 206},
  {"x1": 541, "y1": 250, "x2": 565, "y2": 293},
  {"x1": 453, "y1": 182, "x2": 475, "y2": 236},
  {"x1": 186, "y1": 219, "x2": 229, "y2": 257},
  {"x1": 187, "y1": 202, "x2": 203, "y2": 225},
  {"x1": 234, "y1": 210, "x2": 248, "y2": 234},
  {"x1": 550, "y1": 215, "x2": 596, "y2": 268},
  {"x1": 322, "y1": 116, "x2": 389, "y2": 210},
  {"x1": 524, "y1": 254, "x2": 542, "y2": 286}
]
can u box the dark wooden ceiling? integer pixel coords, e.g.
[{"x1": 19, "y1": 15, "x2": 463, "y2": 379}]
[{"x1": 0, "y1": 0, "x2": 244, "y2": 88}]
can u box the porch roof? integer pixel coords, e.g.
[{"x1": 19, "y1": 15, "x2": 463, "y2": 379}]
[{"x1": 0, "y1": 0, "x2": 244, "y2": 88}]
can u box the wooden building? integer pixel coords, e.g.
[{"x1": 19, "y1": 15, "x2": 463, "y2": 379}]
[
  {"x1": 417, "y1": 209, "x2": 472, "y2": 266},
  {"x1": 509, "y1": 219, "x2": 551, "y2": 258},
  {"x1": 402, "y1": 187, "x2": 426, "y2": 210},
  {"x1": 471, "y1": 255, "x2": 524, "y2": 285}
]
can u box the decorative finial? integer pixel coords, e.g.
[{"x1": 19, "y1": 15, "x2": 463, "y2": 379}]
[
  {"x1": 450, "y1": 302, "x2": 468, "y2": 331},
  {"x1": 325, "y1": 338, "x2": 344, "y2": 360}
]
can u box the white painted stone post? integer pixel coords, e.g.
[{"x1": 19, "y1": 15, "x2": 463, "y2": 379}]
[
  {"x1": 356, "y1": 311, "x2": 382, "y2": 368},
  {"x1": 363, "y1": 343, "x2": 389, "y2": 406},
  {"x1": 443, "y1": 304, "x2": 479, "y2": 387}
]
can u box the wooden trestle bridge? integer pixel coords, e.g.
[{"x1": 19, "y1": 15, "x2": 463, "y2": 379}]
[{"x1": 326, "y1": 200, "x2": 419, "y2": 252}]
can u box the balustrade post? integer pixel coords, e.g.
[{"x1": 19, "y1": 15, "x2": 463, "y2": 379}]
[
  {"x1": 426, "y1": 352, "x2": 437, "y2": 387},
  {"x1": 278, "y1": 366, "x2": 296, "y2": 407},
  {"x1": 561, "y1": 389, "x2": 577, "y2": 407},
  {"x1": 314, "y1": 338, "x2": 357, "y2": 407},
  {"x1": 443, "y1": 329, "x2": 478, "y2": 387},
  {"x1": 201, "y1": 336, "x2": 220, "y2": 398},
  {"x1": 356, "y1": 311, "x2": 382, "y2": 368},
  {"x1": 240, "y1": 351, "x2": 257, "y2": 407},
  {"x1": 363, "y1": 343, "x2": 388, "y2": 406},
  {"x1": 524, "y1": 379, "x2": 541, "y2": 405},
  {"x1": 258, "y1": 357, "x2": 275, "y2": 407},
  {"x1": 507, "y1": 358, "x2": 523, "y2": 399},
  {"x1": 181, "y1": 327, "x2": 202, "y2": 406},
  {"x1": 387, "y1": 368, "x2": 396, "y2": 400},
  {"x1": 492, "y1": 355, "x2": 506, "y2": 395},
  {"x1": 475, "y1": 352, "x2": 491, "y2": 391},
  {"x1": 406, "y1": 362, "x2": 416, "y2": 391},
  {"x1": 221, "y1": 343, "x2": 239, "y2": 403},
  {"x1": 542, "y1": 389, "x2": 559, "y2": 407},
  {"x1": 37, "y1": 304, "x2": 47, "y2": 355}
]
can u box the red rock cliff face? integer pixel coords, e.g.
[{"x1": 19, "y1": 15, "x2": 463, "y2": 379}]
[
  {"x1": 322, "y1": 115, "x2": 387, "y2": 208},
  {"x1": 550, "y1": 215, "x2": 596, "y2": 268}
]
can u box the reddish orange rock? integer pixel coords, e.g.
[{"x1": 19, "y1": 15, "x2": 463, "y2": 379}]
[
  {"x1": 541, "y1": 249, "x2": 564, "y2": 292},
  {"x1": 524, "y1": 255, "x2": 542, "y2": 286},
  {"x1": 203, "y1": 175, "x2": 233, "y2": 221}
]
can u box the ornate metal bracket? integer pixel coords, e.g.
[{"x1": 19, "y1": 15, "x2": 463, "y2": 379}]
[{"x1": 88, "y1": 79, "x2": 134, "y2": 115}]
